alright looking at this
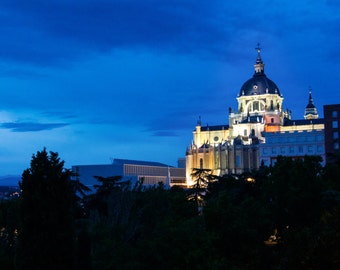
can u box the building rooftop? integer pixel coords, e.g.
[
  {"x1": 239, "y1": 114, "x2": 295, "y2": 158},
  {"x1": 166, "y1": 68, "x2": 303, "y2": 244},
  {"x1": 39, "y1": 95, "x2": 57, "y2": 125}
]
[
  {"x1": 283, "y1": 118, "x2": 324, "y2": 126},
  {"x1": 112, "y1": 158, "x2": 172, "y2": 167}
]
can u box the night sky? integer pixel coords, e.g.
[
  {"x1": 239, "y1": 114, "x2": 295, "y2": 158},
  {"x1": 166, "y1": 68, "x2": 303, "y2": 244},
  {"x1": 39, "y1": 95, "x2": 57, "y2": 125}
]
[{"x1": 0, "y1": 0, "x2": 338, "y2": 175}]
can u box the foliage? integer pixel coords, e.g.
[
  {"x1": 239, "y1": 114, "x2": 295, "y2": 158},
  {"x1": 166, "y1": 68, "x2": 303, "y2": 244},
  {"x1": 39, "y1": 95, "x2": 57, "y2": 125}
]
[
  {"x1": 0, "y1": 197, "x2": 19, "y2": 269},
  {"x1": 1, "y1": 151, "x2": 340, "y2": 269},
  {"x1": 16, "y1": 148, "x2": 76, "y2": 270},
  {"x1": 188, "y1": 168, "x2": 219, "y2": 212}
]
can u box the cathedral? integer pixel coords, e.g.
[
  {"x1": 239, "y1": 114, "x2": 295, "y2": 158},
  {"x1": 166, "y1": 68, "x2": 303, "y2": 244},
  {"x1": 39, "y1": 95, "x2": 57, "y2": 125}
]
[{"x1": 185, "y1": 46, "x2": 325, "y2": 185}]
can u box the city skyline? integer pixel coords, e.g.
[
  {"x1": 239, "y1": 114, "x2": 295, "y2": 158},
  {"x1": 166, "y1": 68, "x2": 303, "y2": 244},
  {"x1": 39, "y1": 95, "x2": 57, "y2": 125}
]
[{"x1": 0, "y1": 0, "x2": 339, "y2": 175}]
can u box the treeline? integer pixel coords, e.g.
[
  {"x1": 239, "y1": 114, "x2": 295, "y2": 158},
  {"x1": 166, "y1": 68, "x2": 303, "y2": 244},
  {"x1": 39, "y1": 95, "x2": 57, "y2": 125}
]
[{"x1": 0, "y1": 149, "x2": 340, "y2": 269}]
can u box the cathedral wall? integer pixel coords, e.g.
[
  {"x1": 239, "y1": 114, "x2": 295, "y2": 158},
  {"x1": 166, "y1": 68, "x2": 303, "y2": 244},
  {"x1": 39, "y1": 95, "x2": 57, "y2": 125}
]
[
  {"x1": 193, "y1": 128, "x2": 230, "y2": 147},
  {"x1": 231, "y1": 122, "x2": 265, "y2": 141}
]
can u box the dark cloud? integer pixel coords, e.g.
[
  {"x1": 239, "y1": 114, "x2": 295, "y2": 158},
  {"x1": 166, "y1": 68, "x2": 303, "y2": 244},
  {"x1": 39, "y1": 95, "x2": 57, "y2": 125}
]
[
  {"x1": 0, "y1": 122, "x2": 69, "y2": 132},
  {"x1": 0, "y1": 0, "x2": 338, "y2": 67},
  {"x1": 0, "y1": 0, "x2": 232, "y2": 65}
]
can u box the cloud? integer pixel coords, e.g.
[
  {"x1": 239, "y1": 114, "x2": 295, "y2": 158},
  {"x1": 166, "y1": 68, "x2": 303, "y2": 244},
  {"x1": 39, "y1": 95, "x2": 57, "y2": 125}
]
[
  {"x1": 0, "y1": 122, "x2": 69, "y2": 132},
  {"x1": 0, "y1": 0, "x2": 338, "y2": 67},
  {"x1": 0, "y1": 0, "x2": 232, "y2": 65}
]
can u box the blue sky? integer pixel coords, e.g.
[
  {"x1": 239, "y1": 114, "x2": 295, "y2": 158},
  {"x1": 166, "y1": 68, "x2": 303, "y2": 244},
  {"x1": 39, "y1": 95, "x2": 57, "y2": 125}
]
[{"x1": 0, "y1": 0, "x2": 338, "y2": 175}]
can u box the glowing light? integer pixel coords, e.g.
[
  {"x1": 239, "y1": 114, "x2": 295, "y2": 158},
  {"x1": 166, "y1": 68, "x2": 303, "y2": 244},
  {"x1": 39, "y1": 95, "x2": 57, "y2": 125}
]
[{"x1": 246, "y1": 177, "x2": 255, "y2": 183}]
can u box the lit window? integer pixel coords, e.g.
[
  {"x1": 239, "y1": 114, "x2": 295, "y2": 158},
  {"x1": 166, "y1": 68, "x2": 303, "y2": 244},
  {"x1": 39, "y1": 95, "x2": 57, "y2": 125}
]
[{"x1": 332, "y1": 121, "x2": 338, "y2": 128}]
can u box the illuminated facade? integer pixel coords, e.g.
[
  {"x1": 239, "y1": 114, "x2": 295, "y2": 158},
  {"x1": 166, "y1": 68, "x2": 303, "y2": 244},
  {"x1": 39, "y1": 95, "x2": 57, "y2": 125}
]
[{"x1": 186, "y1": 47, "x2": 324, "y2": 185}]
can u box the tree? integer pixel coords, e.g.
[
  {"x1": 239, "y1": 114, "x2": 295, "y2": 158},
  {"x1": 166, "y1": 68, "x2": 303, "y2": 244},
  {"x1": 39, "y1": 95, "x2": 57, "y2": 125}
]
[
  {"x1": 17, "y1": 148, "x2": 75, "y2": 270},
  {"x1": 204, "y1": 173, "x2": 272, "y2": 269},
  {"x1": 0, "y1": 197, "x2": 20, "y2": 269},
  {"x1": 188, "y1": 168, "x2": 219, "y2": 212}
]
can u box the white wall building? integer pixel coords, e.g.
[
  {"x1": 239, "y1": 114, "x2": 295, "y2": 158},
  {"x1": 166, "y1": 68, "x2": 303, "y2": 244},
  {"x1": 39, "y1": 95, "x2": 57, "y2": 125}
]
[{"x1": 72, "y1": 158, "x2": 186, "y2": 192}]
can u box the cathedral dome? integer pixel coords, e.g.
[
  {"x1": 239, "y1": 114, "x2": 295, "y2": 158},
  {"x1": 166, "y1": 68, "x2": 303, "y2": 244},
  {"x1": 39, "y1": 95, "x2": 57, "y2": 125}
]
[
  {"x1": 239, "y1": 45, "x2": 280, "y2": 97},
  {"x1": 239, "y1": 75, "x2": 280, "y2": 96}
]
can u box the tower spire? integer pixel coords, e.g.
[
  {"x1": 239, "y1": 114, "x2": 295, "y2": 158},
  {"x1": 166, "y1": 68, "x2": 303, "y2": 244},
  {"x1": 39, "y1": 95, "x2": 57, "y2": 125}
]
[
  {"x1": 254, "y1": 43, "x2": 265, "y2": 74},
  {"x1": 255, "y1": 43, "x2": 262, "y2": 62},
  {"x1": 308, "y1": 88, "x2": 313, "y2": 104},
  {"x1": 304, "y1": 87, "x2": 318, "y2": 120}
]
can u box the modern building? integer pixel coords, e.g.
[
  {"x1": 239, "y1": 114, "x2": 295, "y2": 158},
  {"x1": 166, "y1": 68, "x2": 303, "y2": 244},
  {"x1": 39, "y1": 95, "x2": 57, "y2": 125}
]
[
  {"x1": 323, "y1": 104, "x2": 340, "y2": 163},
  {"x1": 186, "y1": 46, "x2": 325, "y2": 185},
  {"x1": 72, "y1": 158, "x2": 186, "y2": 192},
  {"x1": 260, "y1": 128, "x2": 325, "y2": 166}
]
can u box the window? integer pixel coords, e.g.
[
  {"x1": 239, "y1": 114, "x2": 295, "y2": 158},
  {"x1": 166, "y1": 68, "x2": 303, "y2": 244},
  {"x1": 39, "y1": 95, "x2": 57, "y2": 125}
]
[
  {"x1": 332, "y1": 121, "x2": 338, "y2": 128},
  {"x1": 236, "y1": 155, "x2": 241, "y2": 167},
  {"x1": 298, "y1": 146, "x2": 303, "y2": 153},
  {"x1": 199, "y1": 158, "x2": 203, "y2": 169},
  {"x1": 253, "y1": 101, "x2": 259, "y2": 111},
  {"x1": 271, "y1": 118, "x2": 274, "y2": 123},
  {"x1": 289, "y1": 137, "x2": 296, "y2": 143},
  {"x1": 263, "y1": 148, "x2": 268, "y2": 154},
  {"x1": 317, "y1": 145, "x2": 323, "y2": 152},
  {"x1": 317, "y1": 135, "x2": 324, "y2": 141},
  {"x1": 260, "y1": 102, "x2": 265, "y2": 111},
  {"x1": 289, "y1": 146, "x2": 294, "y2": 153},
  {"x1": 308, "y1": 145, "x2": 313, "y2": 153},
  {"x1": 334, "y1": 142, "x2": 339, "y2": 150},
  {"x1": 272, "y1": 147, "x2": 277, "y2": 154},
  {"x1": 244, "y1": 129, "x2": 247, "y2": 136},
  {"x1": 333, "y1": 132, "x2": 339, "y2": 139},
  {"x1": 332, "y1": 111, "x2": 338, "y2": 118},
  {"x1": 280, "y1": 147, "x2": 285, "y2": 154},
  {"x1": 262, "y1": 159, "x2": 269, "y2": 166}
]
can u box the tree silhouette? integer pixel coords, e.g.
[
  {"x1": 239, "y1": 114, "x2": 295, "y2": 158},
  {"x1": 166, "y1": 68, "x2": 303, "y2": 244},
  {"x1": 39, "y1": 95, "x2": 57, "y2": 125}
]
[{"x1": 17, "y1": 148, "x2": 75, "y2": 270}]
